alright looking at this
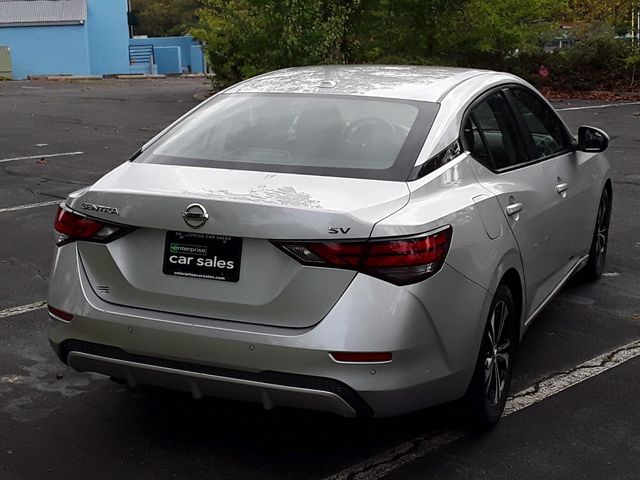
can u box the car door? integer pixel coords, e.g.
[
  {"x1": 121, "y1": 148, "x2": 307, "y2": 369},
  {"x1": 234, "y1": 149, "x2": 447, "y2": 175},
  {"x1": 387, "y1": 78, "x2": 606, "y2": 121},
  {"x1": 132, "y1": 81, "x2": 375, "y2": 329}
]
[
  {"x1": 508, "y1": 87, "x2": 596, "y2": 261},
  {"x1": 463, "y1": 89, "x2": 576, "y2": 320}
]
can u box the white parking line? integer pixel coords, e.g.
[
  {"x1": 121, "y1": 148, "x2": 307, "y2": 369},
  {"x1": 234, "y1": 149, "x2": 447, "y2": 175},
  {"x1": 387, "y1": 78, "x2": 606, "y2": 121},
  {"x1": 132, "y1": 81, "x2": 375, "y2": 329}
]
[
  {"x1": 556, "y1": 101, "x2": 640, "y2": 111},
  {"x1": 0, "y1": 200, "x2": 60, "y2": 214},
  {"x1": 0, "y1": 151, "x2": 84, "y2": 164},
  {"x1": 324, "y1": 338, "x2": 640, "y2": 480},
  {"x1": 505, "y1": 339, "x2": 640, "y2": 415},
  {"x1": 0, "y1": 301, "x2": 47, "y2": 319},
  {"x1": 326, "y1": 430, "x2": 467, "y2": 480}
]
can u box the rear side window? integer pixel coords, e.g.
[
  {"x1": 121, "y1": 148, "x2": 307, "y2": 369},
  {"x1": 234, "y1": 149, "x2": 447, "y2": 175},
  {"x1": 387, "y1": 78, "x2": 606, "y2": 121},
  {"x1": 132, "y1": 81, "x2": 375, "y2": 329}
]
[
  {"x1": 462, "y1": 117, "x2": 492, "y2": 169},
  {"x1": 136, "y1": 93, "x2": 439, "y2": 181},
  {"x1": 468, "y1": 92, "x2": 528, "y2": 170},
  {"x1": 511, "y1": 88, "x2": 570, "y2": 159}
]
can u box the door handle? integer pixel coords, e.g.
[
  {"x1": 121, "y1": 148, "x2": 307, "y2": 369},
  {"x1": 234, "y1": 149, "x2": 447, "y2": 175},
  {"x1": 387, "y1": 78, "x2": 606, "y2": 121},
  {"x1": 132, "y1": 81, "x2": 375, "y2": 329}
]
[
  {"x1": 556, "y1": 182, "x2": 568, "y2": 194},
  {"x1": 506, "y1": 203, "x2": 523, "y2": 216}
]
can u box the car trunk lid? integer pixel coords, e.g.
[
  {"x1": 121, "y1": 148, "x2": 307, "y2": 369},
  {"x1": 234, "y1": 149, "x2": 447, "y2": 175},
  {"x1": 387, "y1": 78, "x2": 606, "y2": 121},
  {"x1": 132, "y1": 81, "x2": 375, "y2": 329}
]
[{"x1": 68, "y1": 163, "x2": 410, "y2": 328}]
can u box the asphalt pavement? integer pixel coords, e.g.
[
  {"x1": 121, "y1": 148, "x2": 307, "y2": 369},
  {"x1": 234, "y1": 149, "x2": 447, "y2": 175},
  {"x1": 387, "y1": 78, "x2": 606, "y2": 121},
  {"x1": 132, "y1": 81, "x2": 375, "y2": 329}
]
[{"x1": 0, "y1": 79, "x2": 639, "y2": 480}]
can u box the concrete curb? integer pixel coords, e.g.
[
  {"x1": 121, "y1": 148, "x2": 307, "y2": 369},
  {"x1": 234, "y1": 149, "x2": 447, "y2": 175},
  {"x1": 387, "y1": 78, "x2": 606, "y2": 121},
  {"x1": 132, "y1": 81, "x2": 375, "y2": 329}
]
[
  {"x1": 591, "y1": 90, "x2": 640, "y2": 97},
  {"x1": 113, "y1": 74, "x2": 167, "y2": 80},
  {"x1": 23, "y1": 74, "x2": 206, "y2": 81},
  {"x1": 26, "y1": 75, "x2": 103, "y2": 81}
]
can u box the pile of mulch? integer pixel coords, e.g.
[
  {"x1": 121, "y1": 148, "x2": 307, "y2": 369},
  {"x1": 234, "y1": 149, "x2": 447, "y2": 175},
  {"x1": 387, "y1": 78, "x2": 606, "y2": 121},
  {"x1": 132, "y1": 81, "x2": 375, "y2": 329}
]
[{"x1": 539, "y1": 87, "x2": 640, "y2": 102}]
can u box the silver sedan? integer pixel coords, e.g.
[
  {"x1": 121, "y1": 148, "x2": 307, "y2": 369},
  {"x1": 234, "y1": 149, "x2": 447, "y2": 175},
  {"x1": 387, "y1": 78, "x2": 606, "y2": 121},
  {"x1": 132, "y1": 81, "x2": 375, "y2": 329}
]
[{"x1": 48, "y1": 66, "x2": 612, "y2": 427}]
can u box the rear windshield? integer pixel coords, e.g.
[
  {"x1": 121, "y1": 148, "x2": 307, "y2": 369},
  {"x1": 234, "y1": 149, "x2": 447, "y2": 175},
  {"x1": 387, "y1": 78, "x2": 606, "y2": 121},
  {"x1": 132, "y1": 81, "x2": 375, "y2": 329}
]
[{"x1": 136, "y1": 93, "x2": 439, "y2": 181}]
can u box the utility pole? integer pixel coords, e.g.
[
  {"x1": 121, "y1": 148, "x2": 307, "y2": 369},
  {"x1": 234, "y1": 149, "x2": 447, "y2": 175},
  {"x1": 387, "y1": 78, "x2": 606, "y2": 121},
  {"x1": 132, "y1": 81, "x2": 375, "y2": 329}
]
[
  {"x1": 127, "y1": 0, "x2": 134, "y2": 38},
  {"x1": 633, "y1": 1, "x2": 640, "y2": 46}
]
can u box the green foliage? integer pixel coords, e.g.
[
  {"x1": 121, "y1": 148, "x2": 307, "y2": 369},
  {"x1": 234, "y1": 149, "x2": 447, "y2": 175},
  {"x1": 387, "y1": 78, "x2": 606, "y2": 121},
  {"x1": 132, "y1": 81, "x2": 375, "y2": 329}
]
[
  {"x1": 130, "y1": 0, "x2": 201, "y2": 37},
  {"x1": 187, "y1": 0, "x2": 640, "y2": 91},
  {"x1": 567, "y1": 0, "x2": 638, "y2": 32},
  {"x1": 440, "y1": 0, "x2": 566, "y2": 67},
  {"x1": 193, "y1": 0, "x2": 570, "y2": 86},
  {"x1": 348, "y1": 0, "x2": 465, "y2": 63},
  {"x1": 516, "y1": 33, "x2": 638, "y2": 91},
  {"x1": 192, "y1": 0, "x2": 362, "y2": 86}
]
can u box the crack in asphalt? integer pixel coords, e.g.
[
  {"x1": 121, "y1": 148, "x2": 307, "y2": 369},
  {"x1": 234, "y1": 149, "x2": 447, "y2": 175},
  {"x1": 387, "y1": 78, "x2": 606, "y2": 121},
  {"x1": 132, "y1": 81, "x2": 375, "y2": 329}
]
[
  {"x1": 505, "y1": 339, "x2": 640, "y2": 415},
  {"x1": 25, "y1": 189, "x2": 67, "y2": 200},
  {"x1": 516, "y1": 340, "x2": 640, "y2": 395},
  {"x1": 616, "y1": 180, "x2": 640, "y2": 187},
  {"x1": 529, "y1": 340, "x2": 639, "y2": 386},
  {"x1": 30, "y1": 113, "x2": 167, "y2": 134},
  {"x1": 36, "y1": 177, "x2": 89, "y2": 186},
  {"x1": 329, "y1": 430, "x2": 467, "y2": 480},
  {"x1": 325, "y1": 338, "x2": 640, "y2": 480}
]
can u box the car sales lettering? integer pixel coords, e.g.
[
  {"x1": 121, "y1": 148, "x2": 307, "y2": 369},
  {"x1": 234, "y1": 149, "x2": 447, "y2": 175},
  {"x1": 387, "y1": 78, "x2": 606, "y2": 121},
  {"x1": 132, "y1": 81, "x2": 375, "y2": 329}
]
[{"x1": 168, "y1": 254, "x2": 235, "y2": 270}]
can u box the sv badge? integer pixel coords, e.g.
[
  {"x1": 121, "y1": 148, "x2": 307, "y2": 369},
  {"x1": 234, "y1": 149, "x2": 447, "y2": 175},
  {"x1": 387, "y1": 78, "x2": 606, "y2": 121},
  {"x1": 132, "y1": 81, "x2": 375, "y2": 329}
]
[{"x1": 328, "y1": 226, "x2": 351, "y2": 235}]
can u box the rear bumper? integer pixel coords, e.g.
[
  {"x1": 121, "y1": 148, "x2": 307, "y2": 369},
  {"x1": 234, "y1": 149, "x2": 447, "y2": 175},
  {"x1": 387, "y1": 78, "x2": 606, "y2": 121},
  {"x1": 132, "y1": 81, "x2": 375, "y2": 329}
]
[
  {"x1": 48, "y1": 243, "x2": 493, "y2": 417},
  {"x1": 58, "y1": 339, "x2": 371, "y2": 417}
]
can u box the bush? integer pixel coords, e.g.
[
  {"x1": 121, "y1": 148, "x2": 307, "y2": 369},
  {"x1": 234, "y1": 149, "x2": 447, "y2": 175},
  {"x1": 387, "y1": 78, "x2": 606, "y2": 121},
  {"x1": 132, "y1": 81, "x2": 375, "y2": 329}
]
[
  {"x1": 193, "y1": 0, "x2": 639, "y2": 92},
  {"x1": 514, "y1": 35, "x2": 638, "y2": 91}
]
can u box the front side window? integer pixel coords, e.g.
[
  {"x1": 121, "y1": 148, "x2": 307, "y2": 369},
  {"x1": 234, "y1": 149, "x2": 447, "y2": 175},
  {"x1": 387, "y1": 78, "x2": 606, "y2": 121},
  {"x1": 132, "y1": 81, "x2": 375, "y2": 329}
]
[{"x1": 511, "y1": 88, "x2": 570, "y2": 159}]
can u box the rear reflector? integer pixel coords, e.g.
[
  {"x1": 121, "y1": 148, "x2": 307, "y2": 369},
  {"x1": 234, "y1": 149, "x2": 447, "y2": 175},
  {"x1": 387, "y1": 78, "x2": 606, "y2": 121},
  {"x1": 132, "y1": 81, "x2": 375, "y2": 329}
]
[
  {"x1": 48, "y1": 306, "x2": 73, "y2": 322},
  {"x1": 274, "y1": 226, "x2": 452, "y2": 286},
  {"x1": 54, "y1": 207, "x2": 130, "y2": 246},
  {"x1": 330, "y1": 352, "x2": 392, "y2": 363}
]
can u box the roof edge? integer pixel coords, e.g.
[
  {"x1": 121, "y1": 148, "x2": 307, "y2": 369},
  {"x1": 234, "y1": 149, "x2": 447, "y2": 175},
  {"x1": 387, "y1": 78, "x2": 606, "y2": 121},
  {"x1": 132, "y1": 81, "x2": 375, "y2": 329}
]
[{"x1": 0, "y1": 20, "x2": 85, "y2": 28}]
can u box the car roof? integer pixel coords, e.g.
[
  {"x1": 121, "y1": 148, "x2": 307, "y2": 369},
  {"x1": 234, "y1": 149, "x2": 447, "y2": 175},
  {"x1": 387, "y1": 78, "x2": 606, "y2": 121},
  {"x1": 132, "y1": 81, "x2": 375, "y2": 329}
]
[{"x1": 223, "y1": 65, "x2": 518, "y2": 103}]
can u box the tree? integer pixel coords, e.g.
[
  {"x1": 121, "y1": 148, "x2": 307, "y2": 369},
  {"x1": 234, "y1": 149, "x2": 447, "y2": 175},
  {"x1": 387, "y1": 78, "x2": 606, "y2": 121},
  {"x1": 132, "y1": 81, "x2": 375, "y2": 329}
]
[
  {"x1": 568, "y1": 0, "x2": 638, "y2": 30},
  {"x1": 192, "y1": 0, "x2": 362, "y2": 85},
  {"x1": 440, "y1": 0, "x2": 566, "y2": 67},
  {"x1": 349, "y1": 0, "x2": 465, "y2": 63},
  {"x1": 192, "y1": 0, "x2": 566, "y2": 83},
  {"x1": 130, "y1": 0, "x2": 201, "y2": 37},
  {"x1": 191, "y1": 0, "x2": 639, "y2": 91}
]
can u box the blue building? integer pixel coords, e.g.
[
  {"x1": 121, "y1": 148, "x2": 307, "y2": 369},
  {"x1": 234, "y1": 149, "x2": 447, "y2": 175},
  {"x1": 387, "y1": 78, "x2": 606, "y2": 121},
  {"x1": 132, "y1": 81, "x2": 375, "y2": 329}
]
[
  {"x1": 0, "y1": 0, "x2": 206, "y2": 79},
  {"x1": 129, "y1": 35, "x2": 205, "y2": 75},
  {"x1": 0, "y1": 0, "x2": 131, "y2": 79}
]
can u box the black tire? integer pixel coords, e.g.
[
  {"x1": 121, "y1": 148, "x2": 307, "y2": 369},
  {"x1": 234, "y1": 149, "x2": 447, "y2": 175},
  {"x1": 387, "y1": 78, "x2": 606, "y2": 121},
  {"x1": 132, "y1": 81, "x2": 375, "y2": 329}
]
[
  {"x1": 464, "y1": 284, "x2": 518, "y2": 429},
  {"x1": 581, "y1": 187, "x2": 612, "y2": 282}
]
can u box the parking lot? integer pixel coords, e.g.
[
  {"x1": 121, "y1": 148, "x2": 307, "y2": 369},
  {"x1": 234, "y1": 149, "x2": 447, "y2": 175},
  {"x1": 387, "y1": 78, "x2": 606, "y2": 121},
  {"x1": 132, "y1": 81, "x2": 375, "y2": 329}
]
[{"x1": 1, "y1": 78, "x2": 639, "y2": 480}]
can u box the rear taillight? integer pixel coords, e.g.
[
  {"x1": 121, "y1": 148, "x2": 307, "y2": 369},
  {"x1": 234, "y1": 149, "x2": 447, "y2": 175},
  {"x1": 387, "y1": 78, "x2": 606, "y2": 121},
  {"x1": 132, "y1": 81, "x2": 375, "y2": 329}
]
[
  {"x1": 274, "y1": 226, "x2": 452, "y2": 286},
  {"x1": 54, "y1": 206, "x2": 130, "y2": 246}
]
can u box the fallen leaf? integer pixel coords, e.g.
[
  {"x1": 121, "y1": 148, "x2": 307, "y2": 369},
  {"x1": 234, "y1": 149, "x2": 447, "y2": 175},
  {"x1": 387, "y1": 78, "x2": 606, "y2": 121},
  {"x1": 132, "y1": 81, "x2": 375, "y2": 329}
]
[{"x1": 539, "y1": 87, "x2": 640, "y2": 102}]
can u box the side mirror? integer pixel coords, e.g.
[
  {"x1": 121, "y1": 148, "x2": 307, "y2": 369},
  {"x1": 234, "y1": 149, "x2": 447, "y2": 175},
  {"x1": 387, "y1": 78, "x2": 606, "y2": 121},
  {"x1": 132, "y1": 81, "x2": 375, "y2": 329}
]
[{"x1": 576, "y1": 126, "x2": 609, "y2": 153}]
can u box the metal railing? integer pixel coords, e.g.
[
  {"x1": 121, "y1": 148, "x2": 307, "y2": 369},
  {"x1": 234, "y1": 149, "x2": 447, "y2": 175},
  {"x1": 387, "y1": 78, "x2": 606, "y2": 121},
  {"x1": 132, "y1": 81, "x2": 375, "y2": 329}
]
[{"x1": 128, "y1": 44, "x2": 155, "y2": 66}]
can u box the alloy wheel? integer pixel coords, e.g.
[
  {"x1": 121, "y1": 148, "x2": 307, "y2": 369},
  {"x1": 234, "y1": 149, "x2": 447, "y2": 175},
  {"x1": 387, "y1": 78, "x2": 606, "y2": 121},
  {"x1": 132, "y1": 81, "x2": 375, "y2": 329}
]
[
  {"x1": 594, "y1": 193, "x2": 609, "y2": 272},
  {"x1": 484, "y1": 300, "x2": 511, "y2": 407}
]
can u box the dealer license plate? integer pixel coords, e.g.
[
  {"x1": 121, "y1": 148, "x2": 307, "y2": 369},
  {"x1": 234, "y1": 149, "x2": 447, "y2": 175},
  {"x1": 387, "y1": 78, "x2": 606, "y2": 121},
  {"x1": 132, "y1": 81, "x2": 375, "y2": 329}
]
[{"x1": 162, "y1": 231, "x2": 242, "y2": 282}]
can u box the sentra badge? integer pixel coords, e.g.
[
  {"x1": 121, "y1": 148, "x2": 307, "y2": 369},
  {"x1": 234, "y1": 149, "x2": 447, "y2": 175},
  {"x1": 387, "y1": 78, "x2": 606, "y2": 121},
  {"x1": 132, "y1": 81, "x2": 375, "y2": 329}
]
[{"x1": 81, "y1": 202, "x2": 120, "y2": 215}]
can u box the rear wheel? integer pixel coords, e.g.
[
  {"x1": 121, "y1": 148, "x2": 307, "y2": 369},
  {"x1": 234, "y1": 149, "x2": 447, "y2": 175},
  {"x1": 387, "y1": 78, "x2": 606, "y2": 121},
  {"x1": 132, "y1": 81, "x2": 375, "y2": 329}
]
[
  {"x1": 581, "y1": 188, "x2": 612, "y2": 282},
  {"x1": 464, "y1": 284, "x2": 517, "y2": 429}
]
